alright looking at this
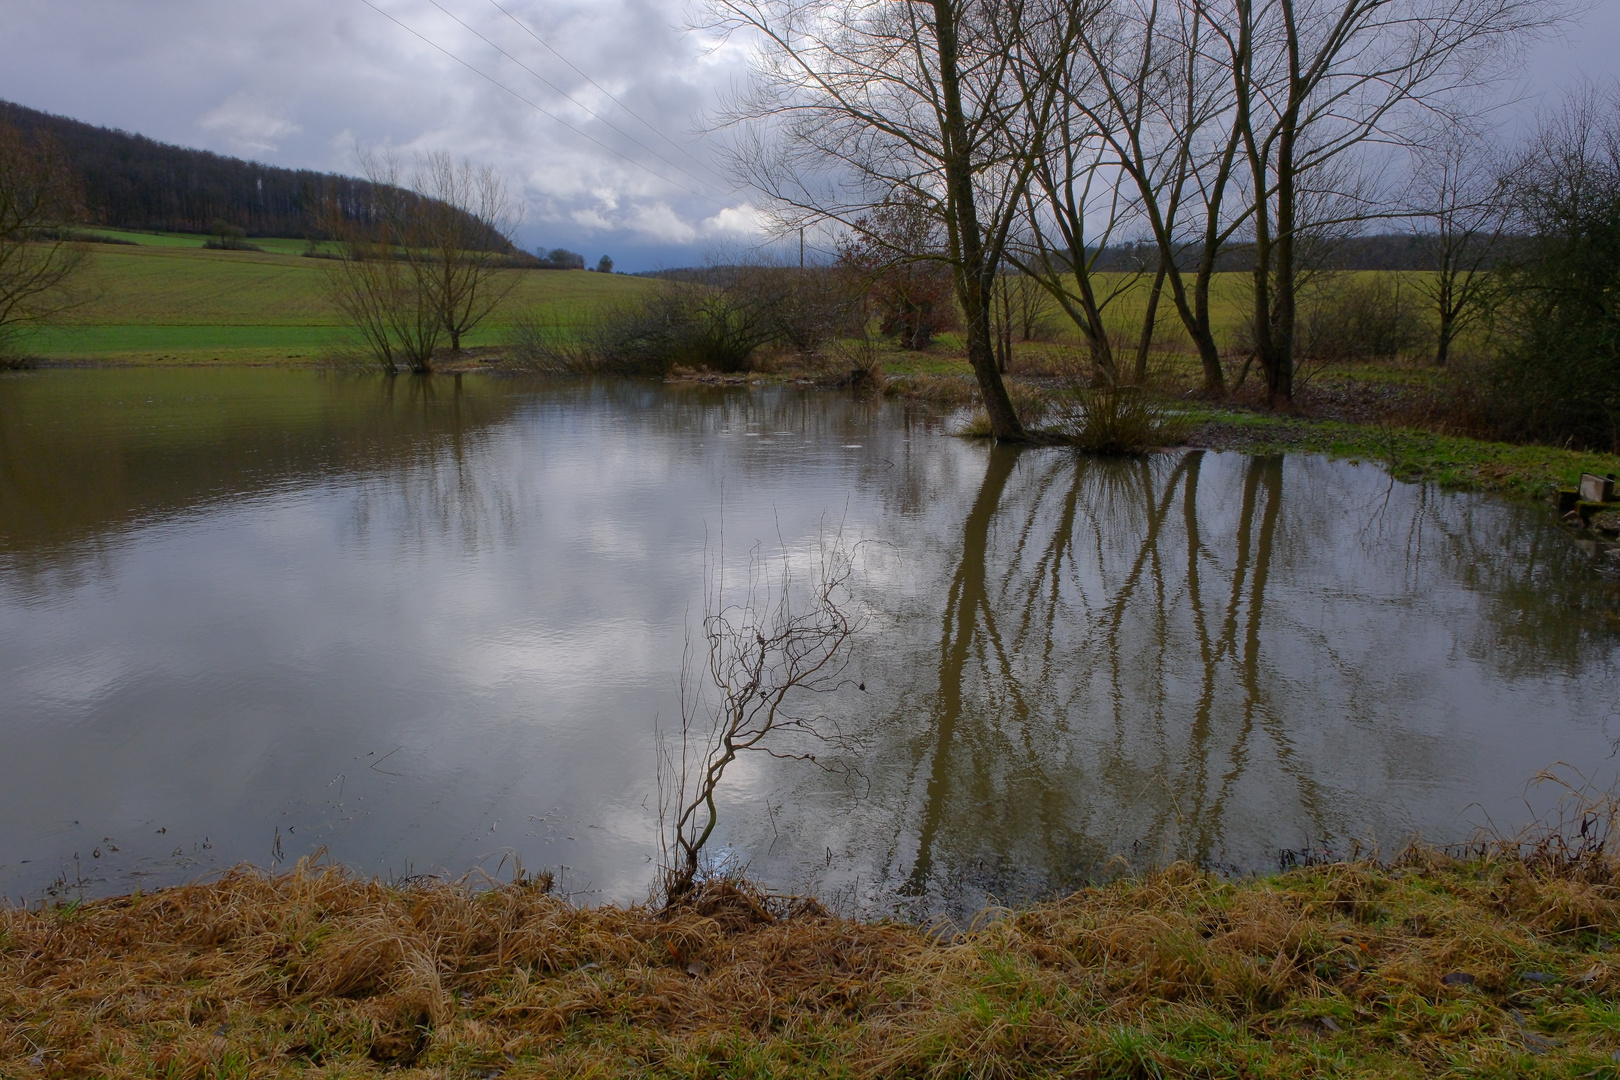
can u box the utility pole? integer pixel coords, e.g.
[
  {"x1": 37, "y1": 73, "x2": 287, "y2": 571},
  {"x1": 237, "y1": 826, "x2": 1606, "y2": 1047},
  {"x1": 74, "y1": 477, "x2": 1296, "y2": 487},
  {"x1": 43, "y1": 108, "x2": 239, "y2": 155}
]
[{"x1": 799, "y1": 226, "x2": 805, "y2": 269}]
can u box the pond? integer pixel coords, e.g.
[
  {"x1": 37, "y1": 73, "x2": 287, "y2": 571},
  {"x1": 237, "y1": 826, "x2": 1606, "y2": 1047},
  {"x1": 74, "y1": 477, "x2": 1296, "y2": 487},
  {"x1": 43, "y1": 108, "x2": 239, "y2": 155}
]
[{"x1": 1, "y1": 368, "x2": 1617, "y2": 914}]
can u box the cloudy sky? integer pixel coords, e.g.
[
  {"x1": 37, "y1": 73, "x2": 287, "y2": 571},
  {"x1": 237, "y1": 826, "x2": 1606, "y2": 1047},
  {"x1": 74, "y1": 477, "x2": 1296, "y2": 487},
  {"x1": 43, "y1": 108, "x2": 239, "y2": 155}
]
[{"x1": 2, "y1": 0, "x2": 1617, "y2": 271}]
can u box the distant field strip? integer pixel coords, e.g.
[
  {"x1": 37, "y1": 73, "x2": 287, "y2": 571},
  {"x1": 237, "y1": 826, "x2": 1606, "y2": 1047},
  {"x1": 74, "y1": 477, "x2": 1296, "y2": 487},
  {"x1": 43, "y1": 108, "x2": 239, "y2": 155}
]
[
  {"x1": 27, "y1": 325, "x2": 344, "y2": 354},
  {"x1": 19, "y1": 238, "x2": 650, "y2": 360}
]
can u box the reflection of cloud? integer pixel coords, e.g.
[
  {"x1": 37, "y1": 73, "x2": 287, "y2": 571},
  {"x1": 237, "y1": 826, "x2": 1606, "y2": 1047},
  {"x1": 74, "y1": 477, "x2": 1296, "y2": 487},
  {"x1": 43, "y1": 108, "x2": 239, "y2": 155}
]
[
  {"x1": 4, "y1": 379, "x2": 1619, "y2": 913},
  {"x1": 13, "y1": 651, "x2": 132, "y2": 710},
  {"x1": 199, "y1": 94, "x2": 302, "y2": 156}
]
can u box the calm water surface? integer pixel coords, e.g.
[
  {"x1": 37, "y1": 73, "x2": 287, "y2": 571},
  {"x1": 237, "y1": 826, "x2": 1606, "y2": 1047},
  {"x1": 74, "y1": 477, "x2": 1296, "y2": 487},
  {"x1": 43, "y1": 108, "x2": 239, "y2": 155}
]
[{"x1": 2, "y1": 369, "x2": 1617, "y2": 913}]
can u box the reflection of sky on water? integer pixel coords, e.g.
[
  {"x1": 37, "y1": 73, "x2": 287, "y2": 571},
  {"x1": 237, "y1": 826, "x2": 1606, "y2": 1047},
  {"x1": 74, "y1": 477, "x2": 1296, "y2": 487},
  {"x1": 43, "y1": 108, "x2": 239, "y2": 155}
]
[{"x1": 0, "y1": 370, "x2": 1616, "y2": 911}]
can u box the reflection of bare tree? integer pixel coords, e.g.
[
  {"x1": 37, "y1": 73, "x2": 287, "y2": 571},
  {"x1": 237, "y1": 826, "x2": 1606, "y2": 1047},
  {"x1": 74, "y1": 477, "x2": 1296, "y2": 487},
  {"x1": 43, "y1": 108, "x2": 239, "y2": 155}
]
[
  {"x1": 354, "y1": 374, "x2": 522, "y2": 555},
  {"x1": 895, "y1": 450, "x2": 1361, "y2": 906},
  {"x1": 906, "y1": 445, "x2": 1019, "y2": 894}
]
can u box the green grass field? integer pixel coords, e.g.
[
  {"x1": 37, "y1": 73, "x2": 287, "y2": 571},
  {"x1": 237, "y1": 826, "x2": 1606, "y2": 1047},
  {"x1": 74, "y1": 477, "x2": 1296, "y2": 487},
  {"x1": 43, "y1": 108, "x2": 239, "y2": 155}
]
[
  {"x1": 16, "y1": 236, "x2": 653, "y2": 363},
  {"x1": 19, "y1": 234, "x2": 1460, "y2": 371}
]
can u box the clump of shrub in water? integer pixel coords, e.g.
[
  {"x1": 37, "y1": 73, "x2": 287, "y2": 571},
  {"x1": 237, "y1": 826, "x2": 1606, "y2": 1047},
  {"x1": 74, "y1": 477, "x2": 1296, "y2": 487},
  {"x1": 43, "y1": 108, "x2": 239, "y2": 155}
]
[
  {"x1": 960, "y1": 381, "x2": 1185, "y2": 453},
  {"x1": 1052, "y1": 383, "x2": 1190, "y2": 454},
  {"x1": 954, "y1": 381, "x2": 1054, "y2": 438}
]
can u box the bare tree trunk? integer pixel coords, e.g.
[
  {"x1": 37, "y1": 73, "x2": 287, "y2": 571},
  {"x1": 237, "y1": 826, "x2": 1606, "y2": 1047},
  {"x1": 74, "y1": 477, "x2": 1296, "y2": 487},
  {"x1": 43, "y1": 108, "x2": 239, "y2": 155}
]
[
  {"x1": 994, "y1": 273, "x2": 1013, "y2": 374},
  {"x1": 1434, "y1": 308, "x2": 1454, "y2": 367},
  {"x1": 1264, "y1": 2, "x2": 1302, "y2": 405},
  {"x1": 934, "y1": 0, "x2": 1024, "y2": 441},
  {"x1": 1134, "y1": 260, "x2": 1167, "y2": 385}
]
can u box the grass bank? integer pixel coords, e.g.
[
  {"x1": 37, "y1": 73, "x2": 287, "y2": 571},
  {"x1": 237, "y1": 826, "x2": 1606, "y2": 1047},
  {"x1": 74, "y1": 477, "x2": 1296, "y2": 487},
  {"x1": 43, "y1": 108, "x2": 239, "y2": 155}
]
[
  {"x1": 863, "y1": 364, "x2": 1620, "y2": 503},
  {"x1": 844, "y1": 343, "x2": 1620, "y2": 503},
  {"x1": 3, "y1": 853, "x2": 1618, "y2": 1077},
  {"x1": 1186, "y1": 409, "x2": 1620, "y2": 502}
]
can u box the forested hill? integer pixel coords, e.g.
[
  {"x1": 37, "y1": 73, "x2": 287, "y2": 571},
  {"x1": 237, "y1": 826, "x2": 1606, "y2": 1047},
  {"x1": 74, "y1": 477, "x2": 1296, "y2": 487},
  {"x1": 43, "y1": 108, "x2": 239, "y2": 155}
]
[{"x1": 0, "y1": 99, "x2": 512, "y2": 249}]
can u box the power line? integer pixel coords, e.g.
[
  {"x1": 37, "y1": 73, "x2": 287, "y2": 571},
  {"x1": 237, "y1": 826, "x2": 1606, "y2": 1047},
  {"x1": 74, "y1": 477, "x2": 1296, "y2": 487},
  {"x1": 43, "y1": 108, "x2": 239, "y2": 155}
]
[
  {"x1": 486, "y1": 0, "x2": 723, "y2": 182},
  {"x1": 353, "y1": 0, "x2": 724, "y2": 206},
  {"x1": 418, "y1": 0, "x2": 731, "y2": 197}
]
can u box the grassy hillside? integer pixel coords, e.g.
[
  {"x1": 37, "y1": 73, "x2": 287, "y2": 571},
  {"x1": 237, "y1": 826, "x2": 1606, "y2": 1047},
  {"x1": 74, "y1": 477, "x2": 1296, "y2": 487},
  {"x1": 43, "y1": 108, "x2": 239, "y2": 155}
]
[{"x1": 15, "y1": 235, "x2": 652, "y2": 364}]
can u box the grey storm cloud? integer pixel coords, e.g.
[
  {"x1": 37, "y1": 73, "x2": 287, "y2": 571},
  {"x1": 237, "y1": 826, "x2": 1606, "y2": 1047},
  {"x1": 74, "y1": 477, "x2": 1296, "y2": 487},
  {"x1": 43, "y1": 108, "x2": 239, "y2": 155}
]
[{"x1": 1, "y1": 0, "x2": 1617, "y2": 270}]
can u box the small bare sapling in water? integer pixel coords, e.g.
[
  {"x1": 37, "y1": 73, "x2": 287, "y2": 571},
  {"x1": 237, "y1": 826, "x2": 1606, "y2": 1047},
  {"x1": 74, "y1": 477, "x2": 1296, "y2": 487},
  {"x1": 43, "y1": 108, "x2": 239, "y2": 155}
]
[{"x1": 659, "y1": 532, "x2": 865, "y2": 904}]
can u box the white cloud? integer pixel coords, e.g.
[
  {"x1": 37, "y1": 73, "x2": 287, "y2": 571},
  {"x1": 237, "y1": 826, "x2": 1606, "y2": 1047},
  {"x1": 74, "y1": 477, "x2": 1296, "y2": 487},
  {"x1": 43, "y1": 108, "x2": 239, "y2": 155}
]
[
  {"x1": 570, "y1": 207, "x2": 615, "y2": 232},
  {"x1": 198, "y1": 93, "x2": 302, "y2": 156},
  {"x1": 701, "y1": 203, "x2": 767, "y2": 237},
  {"x1": 627, "y1": 201, "x2": 698, "y2": 243}
]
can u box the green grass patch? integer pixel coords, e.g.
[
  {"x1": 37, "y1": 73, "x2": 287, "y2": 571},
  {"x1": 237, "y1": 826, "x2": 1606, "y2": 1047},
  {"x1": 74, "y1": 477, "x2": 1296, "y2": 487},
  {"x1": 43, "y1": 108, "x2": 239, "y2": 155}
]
[
  {"x1": 16, "y1": 237, "x2": 652, "y2": 361},
  {"x1": 1190, "y1": 408, "x2": 1620, "y2": 500},
  {"x1": 19, "y1": 324, "x2": 344, "y2": 355},
  {"x1": 76, "y1": 228, "x2": 333, "y2": 256}
]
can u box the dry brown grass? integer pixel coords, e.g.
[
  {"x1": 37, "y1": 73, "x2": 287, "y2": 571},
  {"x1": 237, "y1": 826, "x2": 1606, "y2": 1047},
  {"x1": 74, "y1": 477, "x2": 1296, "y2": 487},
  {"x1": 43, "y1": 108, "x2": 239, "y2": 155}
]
[{"x1": 4, "y1": 849, "x2": 1619, "y2": 1078}]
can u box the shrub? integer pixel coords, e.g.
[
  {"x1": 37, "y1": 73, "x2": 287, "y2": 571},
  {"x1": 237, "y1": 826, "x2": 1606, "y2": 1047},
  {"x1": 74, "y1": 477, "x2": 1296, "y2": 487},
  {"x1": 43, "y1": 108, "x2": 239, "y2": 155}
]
[
  {"x1": 540, "y1": 247, "x2": 586, "y2": 269},
  {"x1": 516, "y1": 265, "x2": 865, "y2": 375},
  {"x1": 1051, "y1": 385, "x2": 1190, "y2": 454},
  {"x1": 955, "y1": 381, "x2": 1055, "y2": 437},
  {"x1": 504, "y1": 307, "x2": 604, "y2": 373},
  {"x1": 1484, "y1": 88, "x2": 1620, "y2": 452},
  {"x1": 510, "y1": 282, "x2": 785, "y2": 376},
  {"x1": 726, "y1": 264, "x2": 865, "y2": 356},
  {"x1": 1296, "y1": 274, "x2": 1426, "y2": 362},
  {"x1": 202, "y1": 220, "x2": 262, "y2": 251},
  {"x1": 601, "y1": 283, "x2": 778, "y2": 373}
]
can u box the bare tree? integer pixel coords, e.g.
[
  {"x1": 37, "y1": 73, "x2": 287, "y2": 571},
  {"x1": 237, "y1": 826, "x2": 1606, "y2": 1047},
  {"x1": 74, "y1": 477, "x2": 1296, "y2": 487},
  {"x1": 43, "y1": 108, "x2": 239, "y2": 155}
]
[
  {"x1": 1003, "y1": 0, "x2": 1182, "y2": 386},
  {"x1": 320, "y1": 152, "x2": 441, "y2": 373},
  {"x1": 413, "y1": 151, "x2": 521, "y2": 355},
  {"x1": 705, "y1": 0, "x2": 1082, "y2": 440},
  {"x1": 1406, "y1": 127, "x2": 1508, "y2": 366},
  {"x1": 0, "y1": 122, "x2": 89, "y2": 357},
  {"x1": 660, "y1": 535, "x2": 864, "y2": 902},
  {"x1": 1220, "y1": 0, "x2": 1554, "y2": 402},
  {"x1": 321, "y1": 151, "x2": 519, "y2": 372},
  {"x1": 1019, "y1": 0, "x2": 1554, "y2": 400},
  {"x1": 1046, "y1": 0, "x2": 1249, "y2": 396},
  {"x1": 1011, "y1": 131, "x2": 1147, "y2": 383}
]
